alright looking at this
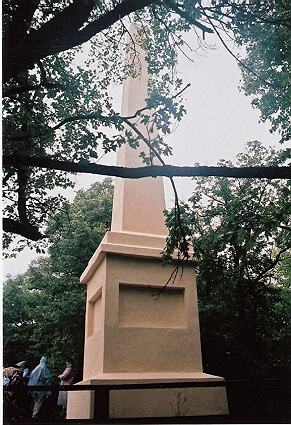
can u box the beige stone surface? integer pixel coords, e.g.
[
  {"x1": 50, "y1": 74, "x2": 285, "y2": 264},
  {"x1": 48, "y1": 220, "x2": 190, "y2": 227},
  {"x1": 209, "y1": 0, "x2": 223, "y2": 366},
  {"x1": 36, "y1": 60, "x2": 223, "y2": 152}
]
[
  {"x1": 66, "y1": 374, "x2": 229, "y2": 419},
  {"x1": 77, "y1": 372, "x2": 225, "y2": 384},
  {"x1": 80, "y1": 231, "x2": 169, "y2": 283},
  {"x1": 111, "y1": 24, "x2": 167, "y2": 237},
  {"x1": 82, "y1": 253, "x2": 202, "y2": 379}
]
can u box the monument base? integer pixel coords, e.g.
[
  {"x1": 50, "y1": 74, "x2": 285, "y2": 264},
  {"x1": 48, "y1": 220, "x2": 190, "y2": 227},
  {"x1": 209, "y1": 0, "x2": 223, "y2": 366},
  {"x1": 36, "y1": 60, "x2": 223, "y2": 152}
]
[{"x1": 67, "y1": 373, "x2": 229, "y2": 420}]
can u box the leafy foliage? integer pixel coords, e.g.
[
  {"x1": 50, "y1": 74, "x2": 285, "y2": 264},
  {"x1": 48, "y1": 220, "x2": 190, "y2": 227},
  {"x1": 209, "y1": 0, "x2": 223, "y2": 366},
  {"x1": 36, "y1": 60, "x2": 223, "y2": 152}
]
[
  {"x1": 234, "y1": 1, "x2": 291, "y2": 143},
  {"x1": 3, "y1": 179, "x2": 113, "y2": 381},
  {"x1": 164, "y1": 141, "x2": 291, "y2": 378},
  {"x1": 48, "y1": 177, "x2": 113, "y2": 277}
]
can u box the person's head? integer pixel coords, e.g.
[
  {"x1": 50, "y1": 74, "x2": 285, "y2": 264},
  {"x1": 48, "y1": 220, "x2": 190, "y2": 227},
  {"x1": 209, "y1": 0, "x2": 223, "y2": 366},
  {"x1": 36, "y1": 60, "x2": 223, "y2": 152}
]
[
  {"x1": 15, "y1": 361, "x2": 26, "y2": 370},
  {"x1": 40, "y1": 356, "x2": 47, "y2": 365},
  {"x1": 66, "y1": 359, "x2": 73, "y2": 367}
]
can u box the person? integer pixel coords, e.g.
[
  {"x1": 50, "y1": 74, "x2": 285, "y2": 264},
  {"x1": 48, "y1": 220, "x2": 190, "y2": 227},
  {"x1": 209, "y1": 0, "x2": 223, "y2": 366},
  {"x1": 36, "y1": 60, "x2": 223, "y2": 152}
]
[
  {"x1": 3, "y1": 368, "x2": 12, "y2": 386},
  {"x1": 27, "y1": 356, "x2": 52, "y2": 419},
  {"x1": 6, "y1": 363, "x2": 26, "y2": 402},
  {"x1": 4, "y1": 361, "x2": 31, "y2": 420},
  {"x1": 15, "y1": 361, "x2": 30, "y2": 384},
  {"x1": 57, "y1": 360, "x2": 74, "y2": 411},
  {"x1": 3, "y1": 366, "x2": 21, "y2": 421}
]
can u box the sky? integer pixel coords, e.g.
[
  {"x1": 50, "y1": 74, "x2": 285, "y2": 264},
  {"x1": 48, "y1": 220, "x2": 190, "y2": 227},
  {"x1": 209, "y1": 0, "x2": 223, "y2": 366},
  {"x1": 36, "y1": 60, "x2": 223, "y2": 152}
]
[{"x1": 3, "y1": 29, "x2": 282, "y2": 278}]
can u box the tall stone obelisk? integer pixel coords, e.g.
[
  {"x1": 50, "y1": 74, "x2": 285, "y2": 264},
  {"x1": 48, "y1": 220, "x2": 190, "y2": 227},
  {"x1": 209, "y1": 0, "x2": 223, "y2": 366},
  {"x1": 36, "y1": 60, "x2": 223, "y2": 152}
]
[
  {"x1": 67, "y1": 25, "x2": 228, "y2": 420},
  {"x1": 111, "y1": 34, "x2": 167, "y2": 237}
]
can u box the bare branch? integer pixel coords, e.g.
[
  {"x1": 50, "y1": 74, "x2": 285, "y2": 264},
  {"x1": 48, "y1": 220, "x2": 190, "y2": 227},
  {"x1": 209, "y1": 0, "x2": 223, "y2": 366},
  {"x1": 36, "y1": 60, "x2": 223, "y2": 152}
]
[{"x1": 255, "y1": 246, "x2": 291, "y2": 283}]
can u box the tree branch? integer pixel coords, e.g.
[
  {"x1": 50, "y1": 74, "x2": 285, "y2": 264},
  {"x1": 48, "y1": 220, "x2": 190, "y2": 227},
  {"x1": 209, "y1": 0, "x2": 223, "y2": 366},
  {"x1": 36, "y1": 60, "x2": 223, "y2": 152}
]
[
  {"x1": 17, "y1": 168, "x2": 29, "y2": 225},
  {"x1": 3, "y1": 82, "x2": 66, "y2": 97},
  {"x1": 165, "y1": 0, "x2": 213, "y2": 36},
  {"x1": 3, "y1": 218, "x2": 44, "y2": 241},
  {"x1": 3, "y1": 0, "x2": 215, "y2": 82},
  {"x1": 200, "y1": 6, "x2": 281, "y2": 90},
  {"x1": 52, "y1": 112, "x2": 105, "y2": 131},
  {"x1": 3, "y1": 0, "x2": 41, "y2": 49},
  {"x1": 3, "y1": 155, "x2": 291, "y2": 179},
  {"x1": 255, "y1": 246, "x2": 291, "y2": 283},
  {"x1": 3, "y1": 0, "x2": 158, "y2": 82}
]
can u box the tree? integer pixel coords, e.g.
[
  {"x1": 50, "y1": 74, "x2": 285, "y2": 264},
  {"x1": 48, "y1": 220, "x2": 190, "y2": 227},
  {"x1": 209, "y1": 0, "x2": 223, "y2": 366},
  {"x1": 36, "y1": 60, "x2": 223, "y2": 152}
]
[
  {"x1": 164, "y1": 141, "x2": 291, "y2": 379},
  {"x1": 236, "y1": 1, "x2": 291, "y2": 144},
  {"x1": 3, "y1": 179, "x2": 114, "y2": 381},
  {"x1": 47, "y1": 177, "x2": 113, "y2": 277},
  {"x1": 197, "y1": 1, "x2": 291, "y2": 144},
  {"x1": 2, "y1": 1, "x2": 291, "y2": 251},
  {"x1": 3, "y1": 272, "x2": 42, "y2": 367}
]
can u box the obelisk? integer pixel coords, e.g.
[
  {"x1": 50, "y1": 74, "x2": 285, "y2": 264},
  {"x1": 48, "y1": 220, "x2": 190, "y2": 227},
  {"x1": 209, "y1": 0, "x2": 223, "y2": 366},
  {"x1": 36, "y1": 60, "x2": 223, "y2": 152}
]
[
  {"x1": 111, "y1": 32, "x2": 167, "y2": 237},
  {"x1": 67, "y1": 25, "x2": 228, "y2": 420}
]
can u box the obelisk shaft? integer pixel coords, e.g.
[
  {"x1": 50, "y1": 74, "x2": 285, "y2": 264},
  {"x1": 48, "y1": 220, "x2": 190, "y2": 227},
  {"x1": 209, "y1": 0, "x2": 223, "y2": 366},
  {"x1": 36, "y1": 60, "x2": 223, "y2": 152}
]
[{"x1": 111, "y1": 25, "x2": 168, "y2": 237}]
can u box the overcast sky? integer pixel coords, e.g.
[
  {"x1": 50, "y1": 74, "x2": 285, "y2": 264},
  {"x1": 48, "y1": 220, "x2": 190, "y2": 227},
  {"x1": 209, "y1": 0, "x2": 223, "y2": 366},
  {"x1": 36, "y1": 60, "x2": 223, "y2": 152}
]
[{"x1": 3, "y1": 30, "x2": 281, "y2": 278}]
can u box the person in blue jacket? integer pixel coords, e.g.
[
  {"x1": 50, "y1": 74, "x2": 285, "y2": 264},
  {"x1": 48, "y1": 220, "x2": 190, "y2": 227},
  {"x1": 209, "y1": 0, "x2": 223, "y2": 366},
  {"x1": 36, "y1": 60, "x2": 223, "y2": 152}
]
[{"x1": 28, "y1": 356, "x2": 51, "y2": 419}]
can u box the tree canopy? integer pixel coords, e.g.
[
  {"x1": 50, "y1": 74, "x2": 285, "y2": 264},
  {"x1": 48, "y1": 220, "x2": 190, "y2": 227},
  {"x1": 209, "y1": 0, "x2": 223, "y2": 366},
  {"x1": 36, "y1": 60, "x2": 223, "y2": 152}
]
[{"x1": 3, "y1": 0, "x2": 291, "y2": 252}]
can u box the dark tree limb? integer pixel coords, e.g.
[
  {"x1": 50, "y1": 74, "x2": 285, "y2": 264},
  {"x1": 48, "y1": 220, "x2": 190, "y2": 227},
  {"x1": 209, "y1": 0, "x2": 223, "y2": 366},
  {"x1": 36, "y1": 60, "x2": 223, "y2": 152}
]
[
  {"x1": 3, "y1": 82, "x2": 66, "y2": 97},
  {"x1": 255, "y1": 246, "x2": 291, "y2": 284},
  {"x1": 3, "y1": 155, "x2": 291, "y2": 179},
  {"x1": 2, "y1": 60, "x2": 66, "y2": 97},
  {"x1": 164, "y1": 0, "x2": 213, "y2": 35},
  {"x1": 3, "y1": 0, "x2": 215, "y2": 82},
  {"x1": 3, "y1": 0, "x2": 157, "y2": 82},
  {"x1": 17, "y1": 168, "x2": 29, "y2": 225},
  {"x1": 3, "y1": 0, "x2": 41, "y2": 49},
  {"x1": 3, "y1": 218, "x2": 44, "y2": 241}
]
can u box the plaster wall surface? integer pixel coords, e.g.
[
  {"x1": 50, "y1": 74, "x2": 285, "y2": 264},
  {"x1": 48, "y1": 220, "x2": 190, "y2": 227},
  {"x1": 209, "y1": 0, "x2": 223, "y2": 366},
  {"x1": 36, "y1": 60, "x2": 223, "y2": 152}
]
[
  {"x1": 103, "y1": 254, "x2": 202, "y2": 374},
  {"x1": 110, "y1": 24, "x2": 167, "y2": 237},
  {"x1": 66, "y1": 375, "x2": 229, "y2": 420},
  {"x1": 83, "y1": 258, "x2": 106, "y2": 378},
  {"x1": 111, "y1": 173, "x2": 167, "y2": 236}
]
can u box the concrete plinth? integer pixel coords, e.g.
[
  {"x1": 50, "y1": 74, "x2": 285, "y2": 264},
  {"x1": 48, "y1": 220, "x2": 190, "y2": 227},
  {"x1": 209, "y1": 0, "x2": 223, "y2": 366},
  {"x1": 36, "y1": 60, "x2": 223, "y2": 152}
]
[{"x1": 67, "y1": 373, "x2": 229, "y2": 420}]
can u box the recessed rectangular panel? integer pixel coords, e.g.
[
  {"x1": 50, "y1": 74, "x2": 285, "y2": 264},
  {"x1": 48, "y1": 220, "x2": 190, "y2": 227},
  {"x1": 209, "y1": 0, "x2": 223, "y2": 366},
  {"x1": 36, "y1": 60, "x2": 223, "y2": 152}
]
[
  {"x1": 87, "y1": 288, "x2": 102, "y2": 338},
  {"x1": 119, "y1": 284, "x2": 186, "y2": 328}
]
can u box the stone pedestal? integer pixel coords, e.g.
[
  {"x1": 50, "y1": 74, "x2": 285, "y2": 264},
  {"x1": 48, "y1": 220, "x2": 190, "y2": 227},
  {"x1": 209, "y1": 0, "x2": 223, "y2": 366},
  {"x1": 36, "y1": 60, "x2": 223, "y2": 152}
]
[{"x1": 67, "y1": 232, "x2": 228, "y2": 420}]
